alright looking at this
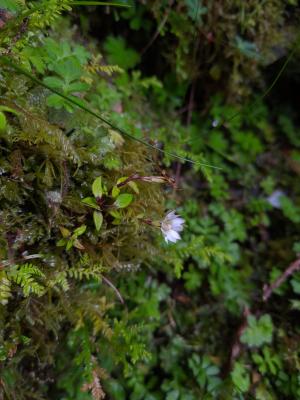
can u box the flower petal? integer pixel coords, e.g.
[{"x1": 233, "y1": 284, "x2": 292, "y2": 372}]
[
  {"x1": 171, "y1": 218, "x2": 184, "y2": 230},
  {"x1": 166, "y1": 230, "x2": 181, "y2": 243},
  {"x1": 166, "y1": 210, "x2": 177, "y2": 220}
]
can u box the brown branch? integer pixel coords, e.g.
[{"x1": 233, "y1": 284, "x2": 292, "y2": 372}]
[
  {"x1": 227, "y1": 306, "x2": 250, "y2": 369},
  {"x1": 263, "y1": 257, "x2": 300, "y2": 302}
]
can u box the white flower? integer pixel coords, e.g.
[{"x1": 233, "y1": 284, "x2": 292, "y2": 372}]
[
  {"x1": 267, "y1": 190, "x2": 285, "y2": 209},
  {"x1": 161, "y1": 211, "x2": 184, "y2": 243}
]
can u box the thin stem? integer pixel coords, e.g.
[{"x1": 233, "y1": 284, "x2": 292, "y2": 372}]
[
  {"x1": 102, "y1": 275, "x2": 124, "y2": 304},
  {"x1": 263, "y1": 258, "x2": 300, "y2": 302}
]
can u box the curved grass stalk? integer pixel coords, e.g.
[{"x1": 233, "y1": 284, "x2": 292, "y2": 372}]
[
  {"x1": 225, "y1": 45, "x2": 298, "y2": 125},
  {"x1": 0, "y1": 57, "x2": 221, "y2": 169},
  {"x1": 71, "y1": 1, "x2": 130, "y2": 6}
]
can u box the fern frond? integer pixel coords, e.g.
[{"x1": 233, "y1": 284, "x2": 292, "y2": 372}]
[
  {"x1": 67, "y1": 266, "x2": 103, "y2": 281},
  {"x1": 85, "y1": 57, "x2": 123, "y2": 76},
  {"x1": 9, "y1": 263, "x2": 45, "y2": 297},
  {"x1": 166, "y1": 235, "x2": 231, "y2": 277},
  {"x1": 73, "y1": 293, "x2": 113, "y2": 338},
  {"x1": 67, "y1": 255, "x2": 105, "y2": 282},
  {"x1": 27, "y1": 0, "x2": 73, "y2": 29},
  {"x1": 47, "y1": 271, "x2": 70, "y2": 291},
  {"x1": 0, "y1": 271, "x2": 12, "y2": 305}
]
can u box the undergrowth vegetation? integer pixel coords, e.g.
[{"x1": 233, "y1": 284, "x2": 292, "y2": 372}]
[{"x1": 1, "y1": 1, "x2": 300, "y2": 399}]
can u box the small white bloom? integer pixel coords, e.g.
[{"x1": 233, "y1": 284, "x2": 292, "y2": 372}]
[
  {"x1": 161, "y1": 211, "x2": 184, "y2": 244},
  {"x1": 267, "y1": 190, "x2": 285, "y2": 209}
]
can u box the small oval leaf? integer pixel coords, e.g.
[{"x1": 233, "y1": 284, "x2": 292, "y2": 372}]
[
  {"x1": 73, "y1": 225, "x2": 87, "y2": 237},
  {"x1": 92, "y1": 177, "x2": 103, "y2": 198},
  {"x1": 82, "y1": 197, "x2": 100, "y2": 210},
  {"x1": 114, "y1": 193, "x2": 133, "y2": 208},
  {"x1": 112, "y1": 186, "x2": 120, "y2": 198},
  {"x1": 93, "y1": 211, "x2": 103, "y2": 231}
]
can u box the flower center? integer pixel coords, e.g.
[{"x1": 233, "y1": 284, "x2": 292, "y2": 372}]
[{"x1": 161, "y1": 220, "x2": 172, "y2": 232}]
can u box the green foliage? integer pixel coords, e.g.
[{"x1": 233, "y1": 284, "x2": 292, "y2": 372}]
[
  {"x1": 241, "y1": 315, "x2": 274, "y2": 348},
  {"x1": 114, "y1": 193, "x2": 133, "y2": 208},
  {"x1": 0, "y1": 112, "x2": 6, "y2": 131},
  {"x1": 104, "y1": 36, "x2": 140, "y2": 70},
  {"x1": 1, "y1": 1, "x2": 300, "y2": 400},
  {"x1": 188, "y1": 354, "x2": 221, "y2": 394},
  {"x1": 0, "y1": 0, "x2": 24, "y2": 12},
  {"x1": 0, "y1": 263, "x2": 45, "y2": 305},
  {"x1": 252, "y1": 347, "x2": 282, "y2": 376},
  {"x1": 280, "y1": 195, "x2": 300, "y2": 223},
  {"x1": 231, "y1": 362, "x2": 250, "y2": 393}
]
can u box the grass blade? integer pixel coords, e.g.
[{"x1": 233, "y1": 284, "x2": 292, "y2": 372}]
[{"x1": 70, "y1": 1, "x2": 130, "y2": 6}]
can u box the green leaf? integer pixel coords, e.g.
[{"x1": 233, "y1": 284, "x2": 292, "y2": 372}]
[
  {"x1": 1, "y1": 0, "x2": 24, "y2": 12},
  {"x1": 235, "y1": 36, "x2": 260, "y2": 60},
  {"x1": 185, "y1": 0, "x2": 207, "y2": 23},
  {"x1": 291, "y1": 277, "x2": 300, "y2": 294},
  {"x1": 114, "y1": 193, "x2": 133, "y2": 208},
  {"x1": 241, "y1": 314, "x2": 273, "y2": 348},
  {"x1": 93, "y1": 211, "x2": 103, "y2": 231},
  {"x1": 0, "y1": 106, "x2": 20, "y2": 116},
  {"x1": 128, "y1": 181, "x2": 139, "y2": 194},
  {"x1": 104, "y1": 36, "x2": 140, "y2": 70},
  {"x1": 73, "y1": 225, "x2": 87, "y2": 237},
  {"x1": 73, "y1": 239, "x2": 85, "y2": 250},
  {"x1": 92, "y1": 177, "x2": 103, "y2": 198},
  {"x1": 109, "y1": 210, "x2": 121, "y2": 218},
  {"x1": 46, "y1": 94, "x2": 70, "y2": 110},
  {"x1": 67, "y1": 81, "x2": 89, "y2": 92},
  {"x1": 66, "y1": 240, "x2": 74, "y2": 251},
  {"x1": 53, "y1": 58, "x2": 82, "y2": 83},
  {"x1": 231, "y1": 362, "x2": 250, "y2": 393},
  {"x1": 43, "y1": 76, "x2": 64, "y2": 89},
  {"x1": 57, "y1": 238, "x2": 67, "y2": 247},
  {"x1": 59, "y1": 227, "x2": 71, "y2": 238},
  {"x1": 280, "y1": 196, "x2": 300, "y2": 223},
  {"x1": 116, "y1": 176, "x2": 128, "y2": 185},
  {"x1": 0, "y1": 112, "x2": 6, "y2": 131},
  {"x1": 82, "y1": 197, "x2": 100, "y2": 210},
  {"x1": 112, "y1": 186, "x2": 120, "y2": 198}
]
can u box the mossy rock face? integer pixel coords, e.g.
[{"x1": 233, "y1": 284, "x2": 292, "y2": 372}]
[{"x1": 0, "y1": 54, "x2": 165, "y2": 398}]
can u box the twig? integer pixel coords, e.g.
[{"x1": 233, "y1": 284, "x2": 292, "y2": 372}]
[
  {"x1": 140, "y1": 0, "x2": 173, "y2": 56},
  {"x1": 0, "y1": 254, "x2": 44, "y2": 270},
  {"x1": 175, "y1": 104, "x2": 195, "y2": 115},
  {"x1": 263, "y1": 258, "x2": 300, "y2": 302},
  {"x1": 228, "y1": 306, "x2": 250, "y2": 368},
  {"x1": 102, "y1": 275, "x2": 124, "y2": 304},
  {"x1": 173, "y1": 80, "x2": 196, "y2": 191},
  {"x1": 186, "y1": 80, "x2": 196, "y2": 126}
]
